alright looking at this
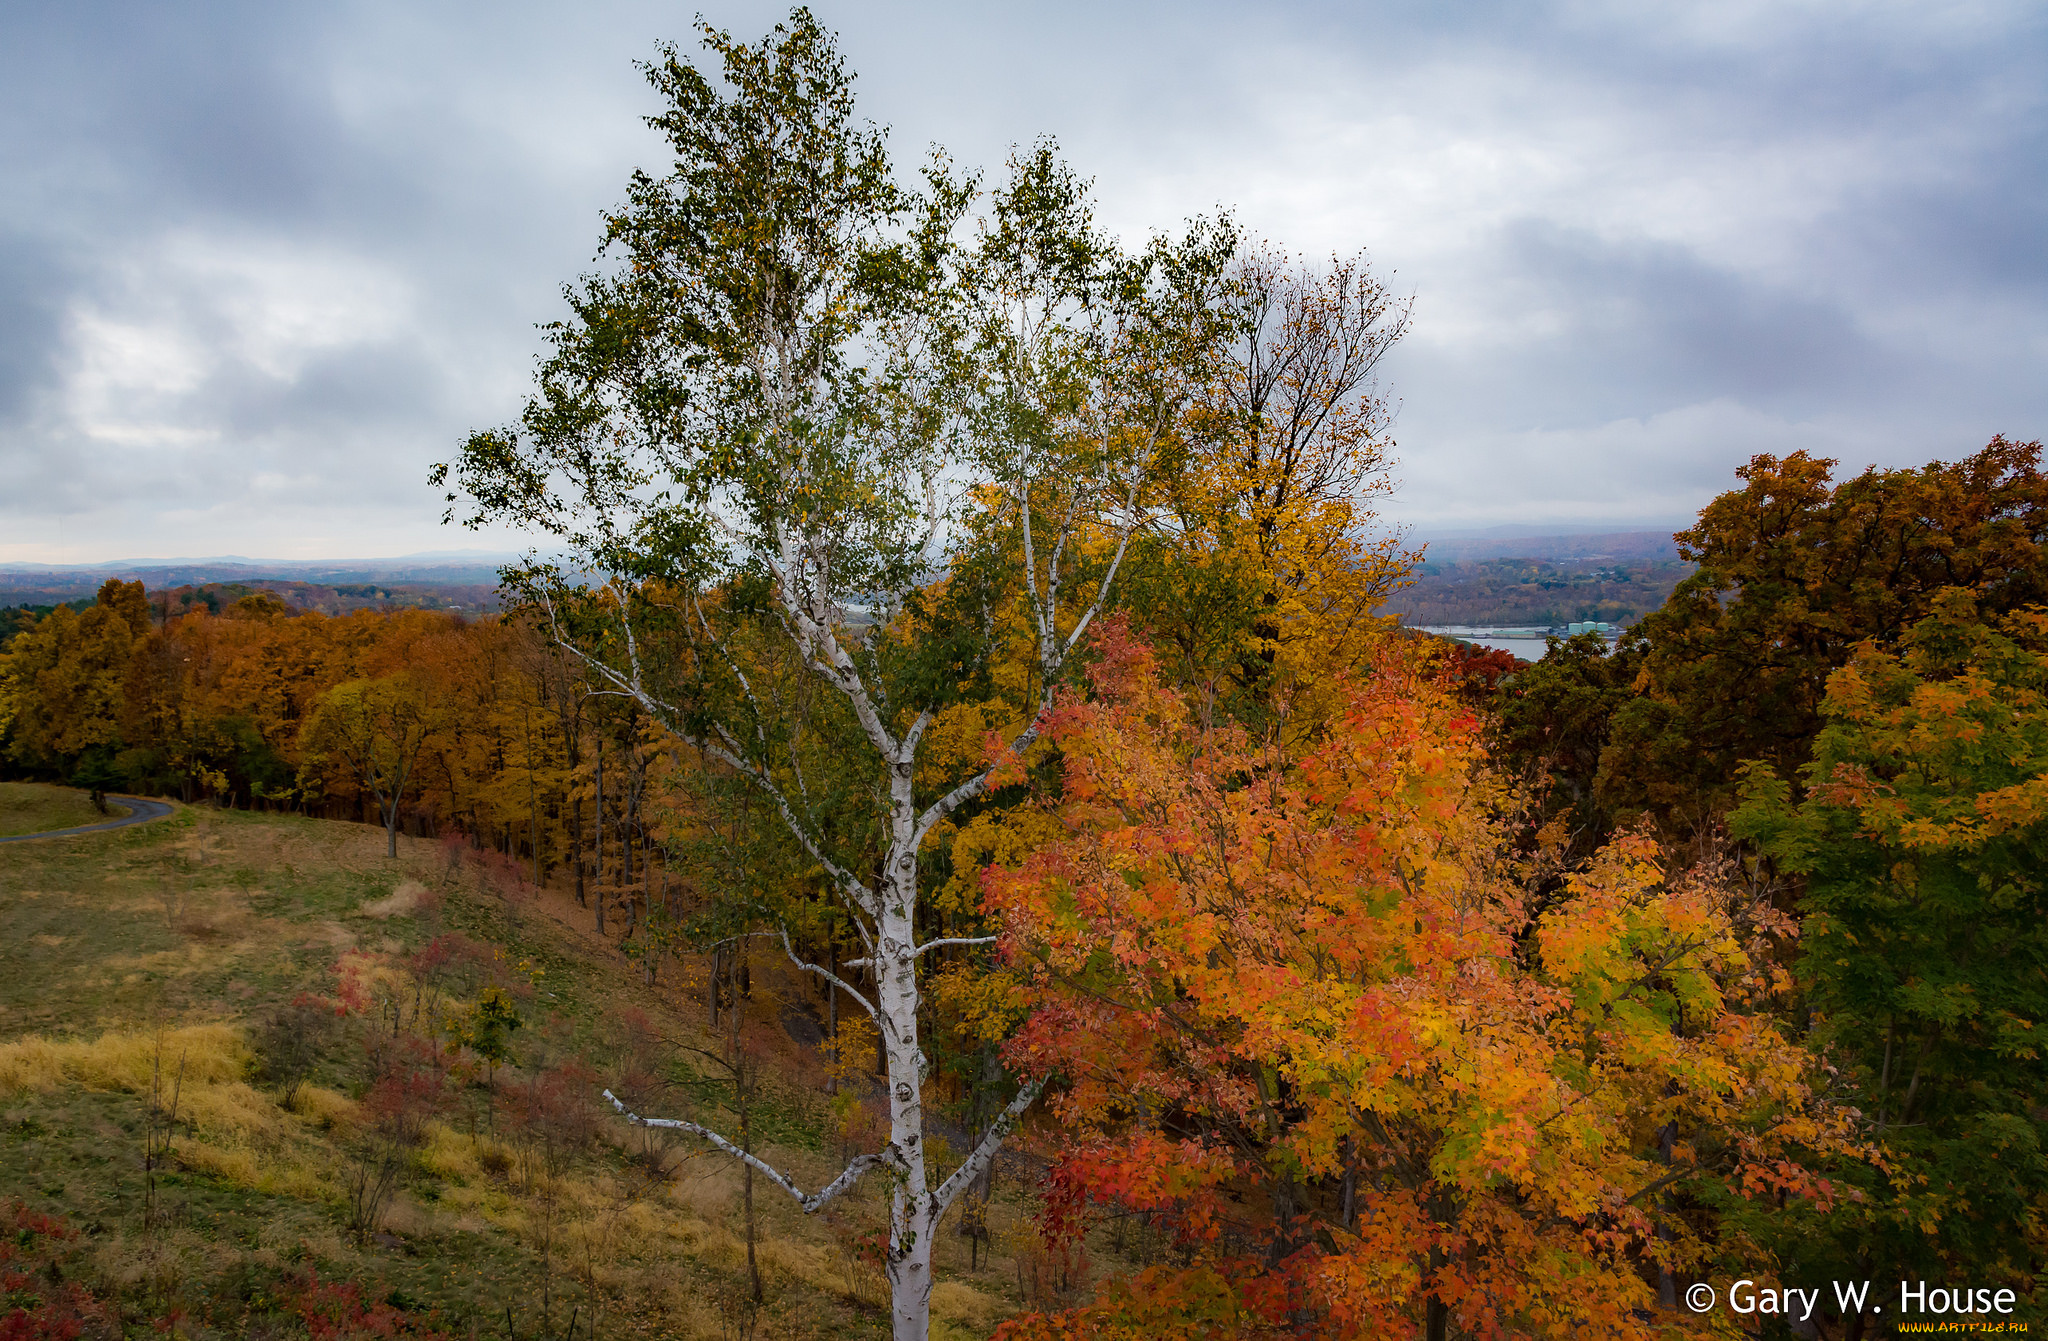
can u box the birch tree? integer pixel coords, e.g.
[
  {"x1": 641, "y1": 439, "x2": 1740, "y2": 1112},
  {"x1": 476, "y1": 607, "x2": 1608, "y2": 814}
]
[{"x1": 435, "y1": 12, "x2": 1230, "y2": 1338}]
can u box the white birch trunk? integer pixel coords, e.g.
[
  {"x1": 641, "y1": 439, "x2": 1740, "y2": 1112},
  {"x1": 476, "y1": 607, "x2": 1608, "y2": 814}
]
[{"x1": 877, "y1": 862, "x2": 934, "y2": 1340}]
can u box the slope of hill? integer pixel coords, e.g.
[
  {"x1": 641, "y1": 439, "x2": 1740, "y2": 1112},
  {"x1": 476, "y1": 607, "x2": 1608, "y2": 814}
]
[
  {"x1": 1411, "y1": 529, "x2": 1682, "y2": 565},
  {"x1": 0, "y1": 801, "x2": 1087, "y2": 1339}
]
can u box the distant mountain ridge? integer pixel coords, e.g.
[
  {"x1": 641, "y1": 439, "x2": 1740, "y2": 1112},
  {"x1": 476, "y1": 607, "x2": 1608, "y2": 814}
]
[
  {"x1": 1411, "y1": 529, "x2": 1684, "y2": 565},
  {"x1": 0, "y1": 553, "x2": 525, "y2": 599},
  {"x1": 4, "y1": 536, "x2": 1690, "y2": 630}
]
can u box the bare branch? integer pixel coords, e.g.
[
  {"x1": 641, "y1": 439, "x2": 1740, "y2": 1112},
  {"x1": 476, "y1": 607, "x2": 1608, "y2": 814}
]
[
  {"x1": 902, "y1": 706, "x2": 936, "y2": 756},
  {"x1": 691, "y1": 593, "x2": 772, "y2": 749},
  {"x1": 1057, "y1": 412, "x2": 1159, "y2": 661},
  {"x1": 538, "y1": 585, "x2": 881, "y2": 920},
  {"x1": 536, "y1": 591, "x2": 684, "y2": 717},
  {"x1": 1017, "y1": 473, "x2": 1048, "y2": 645},
  {"x1": 779, "y1": 926, "x2": 880, "y2": 1022},
  {"x1": 933, "y1": 1077, "x2": 1045, "y2": 1215},
  {"x1": 764, "y1": 537, "x2": 906, "y2": 762},
  {"x1": 911, "y1": 707, "x2": 1052, "y2": 847},
  {"x1": 914, "y1": 935, "x2": 998, "y2": 958},
  {"x1": 603, "y1": 1090, "x2": 891, "y2": 1214},
  {"x1": 697, "y1": 719, "x2": 879, "y2": 918}
]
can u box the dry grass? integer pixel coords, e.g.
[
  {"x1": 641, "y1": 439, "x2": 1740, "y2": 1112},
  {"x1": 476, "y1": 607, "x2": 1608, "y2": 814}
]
[
  {"x1": 285, "y1": 1082, "x2": 357, "y2": 1128},
  {"x1": 0, "y1": 1022, "x2": 248, "y2": 1093},
  {"x1": 932, "y1": 1280, "x2": 1005, "y2": 1339},
  {"x1": 0, "y1": 1021, "x2": 355, "y2": 1205},
  {"x1": 0, "y1": 806, "x2": 1057, "y2": 1338},
  {"x1": 360, "y1": 878, "x2": 428, "y2": 918}
]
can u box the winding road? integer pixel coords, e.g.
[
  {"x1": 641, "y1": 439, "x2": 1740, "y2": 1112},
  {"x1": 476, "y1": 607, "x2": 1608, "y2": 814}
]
[{"x1": 0, "y1": 795, "x2": 174, "y2": 844}]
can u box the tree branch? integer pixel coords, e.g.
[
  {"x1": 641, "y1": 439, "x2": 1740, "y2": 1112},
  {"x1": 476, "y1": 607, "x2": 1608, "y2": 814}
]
[
  {"x1": 933, "y1": 1077, "x2": 1045, "y2": 1215},
  {"x1": 1623, "y1": 1163, "x2": 1699, "y2": 1207},
  {"x1": 914, "y1": 935, "x2": 998, "y2": 958},
  {"x1": 911, "y1": 706, "x2": 1052, "y2": 847},
  {"x1": 540, "y1": 584, "x2": 881, "y2": 920},
  {"x1": 778, "y1": 926, "x2": 880, "y2": 1022},
  {"x1": 603, "y1": 1090, "x2": 891, "y2": 1214}
]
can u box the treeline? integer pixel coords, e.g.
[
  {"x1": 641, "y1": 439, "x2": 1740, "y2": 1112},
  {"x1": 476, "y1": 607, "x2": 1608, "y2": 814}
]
[
  {"x1": 1498, "y1": 437, "x2": 2048, "y2": 828},
  {"x1": 1, "y1": 599, "x2": 92, "y2": 646},
  {"x1": 0, "y1": 587, "x2": 662, "y2": 921}
]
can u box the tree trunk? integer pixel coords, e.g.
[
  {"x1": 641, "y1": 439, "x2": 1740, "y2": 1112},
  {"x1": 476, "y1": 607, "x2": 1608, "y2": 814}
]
[
  {"x1": 643, "y1": 825, "x2": 656, "y2": 982},
  {"x1": 571, "y1": 795, "x2": 586, "y2": 906},
  {"x1": 621, "y1": 767, "x2": 639, "y2": 940},
  {"x1": 1656, "y1": 1119, "x2": 1679, "y2": 1311},
  {"x1": 825, "y1": 952, "x2": 838, "y2": 1098},
  {"x1": 877, "y1": 859, "x2": 935, "y2": 1341},
  {"x1": 593, "y1": 743, "x2": 606, "y2": 937},
  {"x1": 736, "y1": 947, "x2": 763, "y2": 1306},
  {"x1": 1424, "y1": 1239, "x2": 1452, "y2": 1341},
  {"x1": 1340, "y1": 1135, "x2": 1356, "y2": 1230},
  {"x1": 743, "y1": 1157, "x2": 760, "y2": 1305}
]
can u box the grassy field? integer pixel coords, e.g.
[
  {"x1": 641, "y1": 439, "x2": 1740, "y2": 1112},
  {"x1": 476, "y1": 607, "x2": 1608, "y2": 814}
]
[
  {"x1": 0, "y1": 780, "x2": 121, "y2": 836},
  {"x1": 0, "y1": 806, "x2": 1083, "y2": 1339}
]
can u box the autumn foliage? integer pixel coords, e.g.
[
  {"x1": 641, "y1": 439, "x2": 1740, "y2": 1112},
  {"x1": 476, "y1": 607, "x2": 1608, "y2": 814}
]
[
  {"x1": 0, "y1": 1201, "x2": 117, "y2": 1340},
  {"x1": 6, "y1": 450, "x2": 2043, "y2": 1336},
  {"x1": 2, "y1": 20, "x2": 2042, "y2": 1322},
  {"x1": 1731, "y1": 591, "x2": 2048, "y2": 1299},
  {"x1": 989, "y1": 621, "x2": 1866, "y2": 1338},
  {"x1": 0, "y1": 587, "x2": 669, "y2": 909},
  {"x1": 1507, "y1": 437, "x2": 2048, "y2": 829}
]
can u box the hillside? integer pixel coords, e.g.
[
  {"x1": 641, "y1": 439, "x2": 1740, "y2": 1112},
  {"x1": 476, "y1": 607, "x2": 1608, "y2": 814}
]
[
  {"x1": 1388, "y1": 530, "x2": 1692, "y2": 628},
  {"x1": 0, "y1": 796, "x2": 1096, "y2": 1339}
]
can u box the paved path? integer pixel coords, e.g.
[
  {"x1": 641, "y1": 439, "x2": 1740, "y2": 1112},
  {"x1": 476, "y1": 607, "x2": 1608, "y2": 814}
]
[{"x1": 0, "y1": 795, "x2": 174, "y2": 844}]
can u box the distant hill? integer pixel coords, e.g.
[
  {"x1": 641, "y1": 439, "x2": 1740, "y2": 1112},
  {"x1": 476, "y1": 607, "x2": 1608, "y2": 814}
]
[
  {"x1": 4, "y1": 536, "x2": 1696, "y2": 635},
  {"x1": 0, "y1": 552, "x2": 520, "y2": 593},
  {"x1": 0, "y1": 554, "x2": 521, "y2": 617},
  {"x1": 1389, "y1": 530, "x2": 1692, "y2": 630},
  {"x1": 1412, "y1": 529, "x2": 1684, "y2": 565}
]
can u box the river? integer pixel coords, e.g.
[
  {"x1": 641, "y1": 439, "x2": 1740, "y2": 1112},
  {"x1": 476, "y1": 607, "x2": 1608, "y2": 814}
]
[
  {"x1": 1412, "y1": 626, "x2": 1610, "y2": 662},
  {"x1": 1461, "y1": 636, "x2": 1553, "y2": 661}
]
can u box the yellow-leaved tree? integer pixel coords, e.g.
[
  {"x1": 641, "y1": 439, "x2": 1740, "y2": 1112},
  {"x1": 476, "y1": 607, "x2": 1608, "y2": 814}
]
[
  {"x1": 299, "y1": 672, "x2": 446, "y2": 859},
  {"x1": 1128, "y1": 248, "x2": 1415, "y2": 736}
]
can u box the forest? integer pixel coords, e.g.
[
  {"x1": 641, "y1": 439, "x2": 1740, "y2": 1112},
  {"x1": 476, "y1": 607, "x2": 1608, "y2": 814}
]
[{"x1": 4, "y1": 10, "x2": 2047, "y2": 1341}]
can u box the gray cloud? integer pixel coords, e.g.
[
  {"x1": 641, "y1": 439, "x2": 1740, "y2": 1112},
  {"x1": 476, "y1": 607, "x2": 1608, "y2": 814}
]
[
  {"x1": 1, "y1": 0, "x2": 2042, "y2": 559},
  {"x1": 0, "y1": 232, "x2": 71, "y2": 428}
]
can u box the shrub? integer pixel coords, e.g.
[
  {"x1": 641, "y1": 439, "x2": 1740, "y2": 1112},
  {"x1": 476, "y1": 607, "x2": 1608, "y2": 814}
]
[
  {"x1": 253, "y1": 993, "x2": 342, "y2": 1107},
  {"x1": 0, "y1": 1200, "x2": 117, "y2": 1340},
  {"x1": 344, "y1": 1036, "x2": 447, "y2": 1243}
]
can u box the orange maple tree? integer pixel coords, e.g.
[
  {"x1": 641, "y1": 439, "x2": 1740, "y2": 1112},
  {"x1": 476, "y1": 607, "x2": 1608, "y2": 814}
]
[{"x1": 986, "y1": 621, "x2": 1868, "y2": 1339}]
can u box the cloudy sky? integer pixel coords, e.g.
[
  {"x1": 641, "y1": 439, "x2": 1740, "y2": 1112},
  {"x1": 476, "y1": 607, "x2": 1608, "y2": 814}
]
[{"x1": 2, "y1": 0, "x2": 2042, "y2": 562}]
